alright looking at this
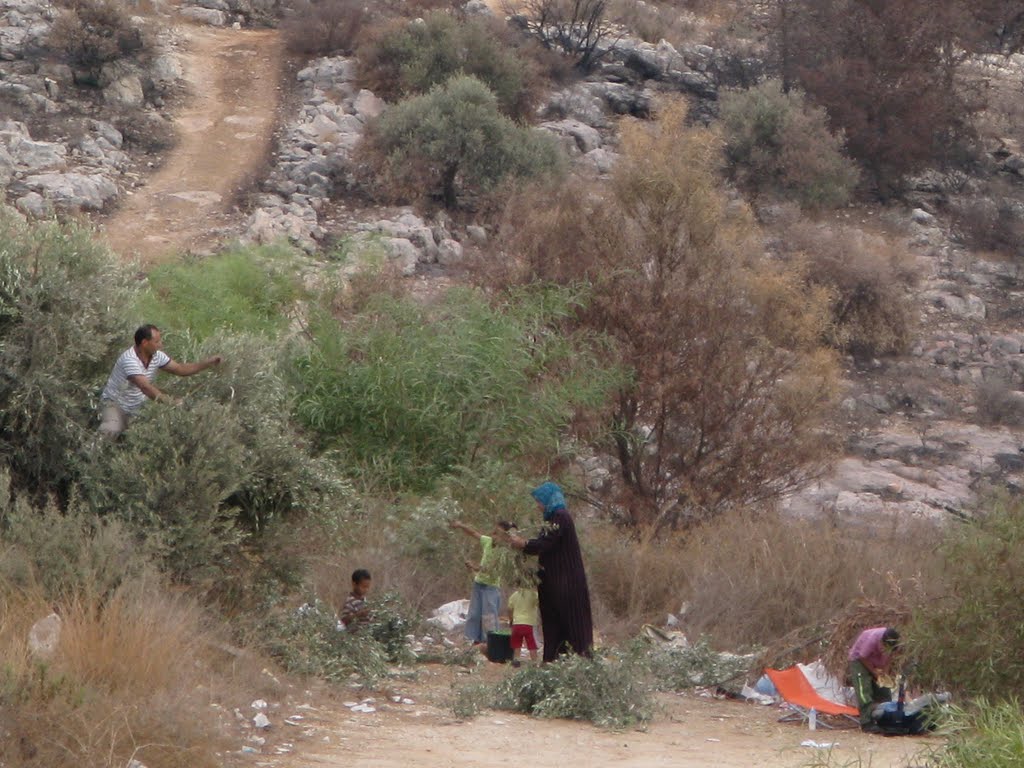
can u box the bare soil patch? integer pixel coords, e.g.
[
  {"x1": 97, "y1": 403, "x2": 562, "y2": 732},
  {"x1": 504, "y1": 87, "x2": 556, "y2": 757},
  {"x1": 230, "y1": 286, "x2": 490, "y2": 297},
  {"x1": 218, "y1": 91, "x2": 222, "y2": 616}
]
[
  {"x1": 102, "y1": 25, "x2": 283, "y2": 262},
  {"x1": 271, "y1": 664, "x2": 931, "y2": 768}
]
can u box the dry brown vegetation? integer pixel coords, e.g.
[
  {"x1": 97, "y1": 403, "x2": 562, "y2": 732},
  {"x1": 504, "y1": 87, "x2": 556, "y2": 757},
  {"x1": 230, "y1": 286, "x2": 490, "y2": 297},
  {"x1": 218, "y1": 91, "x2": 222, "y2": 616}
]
[
  {"x1": 774, "y1": 218, "x2": 920, "y2": 357},
  {"x1": 0, "y1": 578, "x2": 254, "y2": 768},
  {"x1": 47, "y1": 0, "x2": 154, "y2": 84},
  {"x1": 584, "y1": 508, "x2": 943, "y2": 651},
  {"x1": 281, "y1": 0, "x2": 368, "y2": 57},
  {"x1": 485, "y1": 101, "x2": 838, "y2": 529}
]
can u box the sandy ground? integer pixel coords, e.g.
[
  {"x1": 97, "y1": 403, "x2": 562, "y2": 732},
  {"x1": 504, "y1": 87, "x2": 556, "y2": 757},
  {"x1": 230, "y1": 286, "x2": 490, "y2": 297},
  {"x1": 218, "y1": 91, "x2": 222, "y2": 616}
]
[
  {"x1": 102, "y1": 25, "x2": 282, "y2": 262},
  {"x1": 267, "y1": 665, "x2": 933, "y2": 768}
]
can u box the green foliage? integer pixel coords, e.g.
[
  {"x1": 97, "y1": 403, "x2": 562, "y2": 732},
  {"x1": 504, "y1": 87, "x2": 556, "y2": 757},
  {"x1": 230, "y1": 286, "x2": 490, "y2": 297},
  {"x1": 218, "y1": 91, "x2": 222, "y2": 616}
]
[
  {"x1": 0, "y1": 209, "x2": 134, "y2": 493},
  {"x1": 366, "y1": 75, "x2": 562, "y2": 208},
  {"x1": 80, "y1": 401, "x2": 248, "y2": 584},
  {"x1": 0, "y1": 468, "x2": 146, "y2": 599},
  {"x1": 266, "y1": 598, "x2": 389, "y2": 684},
  {"x1": 495, "y1": 652, "x2": 654, "y2": 729},
  {"x1": 720, "y1": 79, "x2": 859, "y2": 209},
  {"x1": 448, "y1": 682, "x2": 493, "y2": 720},
  {"x1": 364, "y1": 592, "x2": 418, "y2": 665},
  {"x1": 911, "y1": 498, "x2": 1024, "y2": 699},
  {"x1": 137, "y1": 245, "x2": 304, "y2": 342},
  {"x1": 265, "y1": 593, "x2": 416, "y2": 684},
  {"x1": 79, "y1": 332, "x2": 358, "y2": 585},
  {"x1": 296, "y1": 285, "x2": 619, "y2": 491},
  {"x1": 928, "y1": 700, "x2": 1024, "y2": 768},
  {"x1": 360, "y1": 13, "x2": 539, "y2": 119},
  {"x1": 642, "y1": 637, "x2": 752, "y2": 691}
]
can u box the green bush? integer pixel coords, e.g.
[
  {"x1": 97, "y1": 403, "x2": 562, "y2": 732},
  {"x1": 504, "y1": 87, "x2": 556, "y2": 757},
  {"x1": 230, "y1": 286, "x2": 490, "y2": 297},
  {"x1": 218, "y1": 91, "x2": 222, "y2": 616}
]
[
  {"x1": 359, "y1": 13, "x2": 540, "y2": 119},
  {"x1": 0, "y1": 468, "x2": 146, "y2": 599},
  {"x1": 265, "y1": 592, "x2": 416, "y2": 684},
  {"x1": 720, "y1": 79, "x2": 859, "y2": 209},
  {"x1": 137, "y1": 245, "x2": 304, "y2": 342},
  {"x1": 296, "y1": 285, "x2": 619, "y2": 491},
  {"x1": 929, "y1": 700, "x2": 1024, "y2": 768},
  {"x1": 643, "y1": 637, "x2": 752, "y2": 691},
  {"x1": 495, "y1": 653, "x2": 654, "y2": 729},
  {"x1": 79, "y1": 332, "x2": 357, "y2": 585},
  {"x1": 265, "y1": 598, "x2": 389, "y2": 684},
  {"x1": 363, "y1": 75, "x2": 562, "y2": 209},
  {"x1": 911, "y1": 498, "x2": 1024, "y2": 699},
  {"x1": 0, "y1": 209, "x2": 134, "y2": 494}
]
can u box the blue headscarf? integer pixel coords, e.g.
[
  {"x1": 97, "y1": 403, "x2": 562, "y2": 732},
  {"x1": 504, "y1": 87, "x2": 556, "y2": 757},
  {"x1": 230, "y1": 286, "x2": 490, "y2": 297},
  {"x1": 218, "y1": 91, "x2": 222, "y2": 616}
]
[{"x1": 531, "y1": 482, "x2": 566, "y2": 521}]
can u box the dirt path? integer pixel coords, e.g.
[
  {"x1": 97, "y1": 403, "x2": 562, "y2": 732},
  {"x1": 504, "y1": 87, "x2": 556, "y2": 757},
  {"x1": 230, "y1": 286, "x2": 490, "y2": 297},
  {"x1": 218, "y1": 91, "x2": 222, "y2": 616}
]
[
  {"x1": 272, "y1": 666, "x2": 932, "y2": 768},
  {"x1": 102, "y1": 25, "x2": 282, "y2": 262}
]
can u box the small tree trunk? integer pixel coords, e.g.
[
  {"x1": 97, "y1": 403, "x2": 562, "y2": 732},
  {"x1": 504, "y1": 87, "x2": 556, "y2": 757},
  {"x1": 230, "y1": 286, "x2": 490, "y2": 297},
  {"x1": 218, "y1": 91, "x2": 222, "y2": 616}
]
[{"x1": 442, "y1": 164, "x2": 459, "y2": 208}]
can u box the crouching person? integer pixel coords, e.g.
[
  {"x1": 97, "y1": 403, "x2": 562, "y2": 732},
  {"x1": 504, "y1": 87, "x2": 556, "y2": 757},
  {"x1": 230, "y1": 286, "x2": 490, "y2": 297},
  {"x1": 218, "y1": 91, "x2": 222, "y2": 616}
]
[{"x1": 848, "y1": 626, "x2": 901, "y2": 733}]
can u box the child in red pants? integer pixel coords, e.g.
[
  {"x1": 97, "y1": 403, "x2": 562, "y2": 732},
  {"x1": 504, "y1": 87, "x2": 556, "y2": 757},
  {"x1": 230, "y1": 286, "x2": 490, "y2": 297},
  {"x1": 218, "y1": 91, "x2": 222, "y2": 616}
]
[{"x1": 507, "y1": 584, "x2": 539, "y2": 665}]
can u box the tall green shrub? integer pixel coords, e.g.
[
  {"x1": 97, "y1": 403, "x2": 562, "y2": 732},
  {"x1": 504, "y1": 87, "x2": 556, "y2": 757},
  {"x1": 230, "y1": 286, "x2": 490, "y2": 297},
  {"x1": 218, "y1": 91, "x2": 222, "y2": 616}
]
[
  {"x1": 720, "y1": 79, "x2": 859, "y2": 208},
  {"x1": 911, "y1": 498, "x2": 1024, "y2": 699},
  {"x1": 359, "y1": 12, "x2": 539, "y2": 119},
  {"x1": 0, "y1": 209, "x2": 134, "y2": 494},
  {"x1": 296, "y1": 285, "x2": 619, "y2": 491},
  {"x1": 364, "y1": 75, "x2": 562, "y2": 209}
]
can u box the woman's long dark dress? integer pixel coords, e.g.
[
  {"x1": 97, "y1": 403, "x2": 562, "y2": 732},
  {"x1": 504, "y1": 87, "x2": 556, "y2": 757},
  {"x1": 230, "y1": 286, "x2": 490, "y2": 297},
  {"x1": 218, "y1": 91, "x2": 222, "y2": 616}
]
[{"x1": 522, "y1": 508, "x2": 593, "y2": 662}]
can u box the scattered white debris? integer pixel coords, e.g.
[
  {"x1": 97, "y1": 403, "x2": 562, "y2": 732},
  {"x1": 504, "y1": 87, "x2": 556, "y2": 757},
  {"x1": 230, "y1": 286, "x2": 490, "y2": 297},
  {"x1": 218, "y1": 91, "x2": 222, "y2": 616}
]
[
  {"x1": 801, "y1": 740, "x2": 836, "y2": 749},
  {"x1": 350, "y1": 704, "x2": 376, "y2": 714},
  {"x1": 251, "y1": 699, "x2": 268, "y2": 710},
  {"x1": 284, "y1": 716, "x2": 304, "y2": 726},
  {"x1": 705, "y1": 738, "x2": 720, "y2": 743},
  {"x1": 253, "y1": 713, "x2": 271, "y2": 729},
  {"x1": 402, "y1": 698, "x2": 414, "y2": 705},
  {"x1": 343, "y1": 701, "x2": 359, "y2": 708},
  {"x1": 241, "y1": 746, "x2": 259, "y2": 754}
]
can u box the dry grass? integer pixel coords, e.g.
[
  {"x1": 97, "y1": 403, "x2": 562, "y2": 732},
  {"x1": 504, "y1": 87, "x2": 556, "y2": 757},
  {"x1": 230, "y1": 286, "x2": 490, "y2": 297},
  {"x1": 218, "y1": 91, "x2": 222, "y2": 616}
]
[
  {"x1": 0, "y1": 578, "x2": 249, "y2": 768},
  {"x1": 671, "y1": 508, "x2": 942, "y2": 651},
  {"x1": 584, "y1": 521, "x2": 690, "y2": 640}
]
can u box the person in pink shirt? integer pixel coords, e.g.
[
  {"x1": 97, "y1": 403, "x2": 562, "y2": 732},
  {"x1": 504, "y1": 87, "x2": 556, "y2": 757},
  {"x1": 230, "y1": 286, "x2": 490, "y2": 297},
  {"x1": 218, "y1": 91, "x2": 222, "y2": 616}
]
[{"x1": 848, "y1": 626, "x2": 901, "y2": 731}]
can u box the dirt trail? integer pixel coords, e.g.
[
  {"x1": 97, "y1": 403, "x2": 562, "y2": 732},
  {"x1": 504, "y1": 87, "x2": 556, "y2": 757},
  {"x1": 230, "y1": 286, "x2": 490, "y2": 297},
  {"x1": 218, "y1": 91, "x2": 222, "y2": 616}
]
[
  {"x1": 102, "y1": 25, "x2": 282, "y2": 262},
  {"x1": 275, "y1": 666, "x2": 931, "y2": 768}
]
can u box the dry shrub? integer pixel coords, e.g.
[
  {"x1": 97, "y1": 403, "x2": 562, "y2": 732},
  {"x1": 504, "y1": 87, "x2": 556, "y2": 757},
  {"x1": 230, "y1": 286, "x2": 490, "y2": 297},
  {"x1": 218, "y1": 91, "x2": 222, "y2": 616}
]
[
  {"x1": 975, "y1": 376, "x2": 1024, "y2": 427},
  {"x1": 609, "y1": 0, "x2": 698, "y2": 47},
  {"x1": 950, "y1": 188, "x2": 1024, "y2": 259},
  {"x1": 584, "y1": 522, "x2": 689, "y2": 639},
  {"x1": 487, "y1": 101, "x2": 838, "y2": 527},
  {"x1": 0, "y1": 580, "x2": 232, "y2": 768},
  {"x1": 676, "y1": 508, "x2": 943, "y2": 651},
  {"x1": 47, "y1": 0, "x2": 153, "y2": 84},
  {"x1": 780, "y1": 220, "x2": 919, "y2": 356},
  {"x1": 281, "y1": 0, "x2": 367, "y2": 57}
]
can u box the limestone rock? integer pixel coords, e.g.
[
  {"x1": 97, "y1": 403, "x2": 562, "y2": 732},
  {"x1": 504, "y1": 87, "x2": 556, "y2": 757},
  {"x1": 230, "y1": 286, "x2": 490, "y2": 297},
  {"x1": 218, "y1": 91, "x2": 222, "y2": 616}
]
[
  {"x1": 384, "y1": 237, "x2": 419, "y2": 275},
  {"x1": 180, "y1": 6, "x2": 226, "y2": 25},
  {"x1": 437, "y1": 238, "x2": 464, "y2": 266},
  {"x1": 22, "y1": 171, "x2": 118, "y2": 210},
  {"x1": 352, "y1": 89, "x2": 385, "y2": 122}
]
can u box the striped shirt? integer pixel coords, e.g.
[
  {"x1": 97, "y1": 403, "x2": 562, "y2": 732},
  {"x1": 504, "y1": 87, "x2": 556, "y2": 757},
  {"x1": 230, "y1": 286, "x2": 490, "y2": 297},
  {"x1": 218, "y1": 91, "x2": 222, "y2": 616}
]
[{"x1": 101, "y1": 347, "x2": 170, "y2": 414}]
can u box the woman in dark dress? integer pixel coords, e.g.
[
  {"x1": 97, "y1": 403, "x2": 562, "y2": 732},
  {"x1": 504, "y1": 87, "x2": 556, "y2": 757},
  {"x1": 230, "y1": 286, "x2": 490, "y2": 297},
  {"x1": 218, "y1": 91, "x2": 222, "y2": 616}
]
[{"x1": 507, "y1": 482, "x2": 593, "y2": 662}]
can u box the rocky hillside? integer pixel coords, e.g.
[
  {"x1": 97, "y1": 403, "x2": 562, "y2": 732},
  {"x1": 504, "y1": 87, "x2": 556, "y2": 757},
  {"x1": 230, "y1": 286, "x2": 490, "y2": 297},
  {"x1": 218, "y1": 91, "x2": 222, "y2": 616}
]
[{"x1": 4, "y1": 0, "x2": 1024, "y2": 527}]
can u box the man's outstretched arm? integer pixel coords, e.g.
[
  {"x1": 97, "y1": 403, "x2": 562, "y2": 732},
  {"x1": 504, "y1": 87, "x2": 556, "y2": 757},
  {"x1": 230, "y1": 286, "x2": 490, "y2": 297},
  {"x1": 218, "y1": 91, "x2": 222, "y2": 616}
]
[{"x1": 163, "y1": 356, "x2": 223, "y2": 377}]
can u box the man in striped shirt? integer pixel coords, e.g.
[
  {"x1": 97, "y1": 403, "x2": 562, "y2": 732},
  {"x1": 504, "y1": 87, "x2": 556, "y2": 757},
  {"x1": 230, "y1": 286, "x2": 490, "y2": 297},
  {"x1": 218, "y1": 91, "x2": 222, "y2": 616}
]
[{"x1": 99, "y1": 324, "x2": 222, "y2": 437}]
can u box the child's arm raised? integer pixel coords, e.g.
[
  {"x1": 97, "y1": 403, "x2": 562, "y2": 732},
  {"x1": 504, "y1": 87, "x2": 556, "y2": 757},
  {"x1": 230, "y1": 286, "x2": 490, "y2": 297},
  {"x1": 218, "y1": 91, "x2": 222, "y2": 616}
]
[{"x1": 450, "y1": 520, "x2": 484, "y2": 540}]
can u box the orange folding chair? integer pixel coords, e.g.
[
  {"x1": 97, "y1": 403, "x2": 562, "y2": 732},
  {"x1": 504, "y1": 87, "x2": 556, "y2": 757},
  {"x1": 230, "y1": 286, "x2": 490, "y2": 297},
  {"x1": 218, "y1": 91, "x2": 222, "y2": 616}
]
[{"x1": 765, "y1": 666, "x2": 860, "y2": 729}]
